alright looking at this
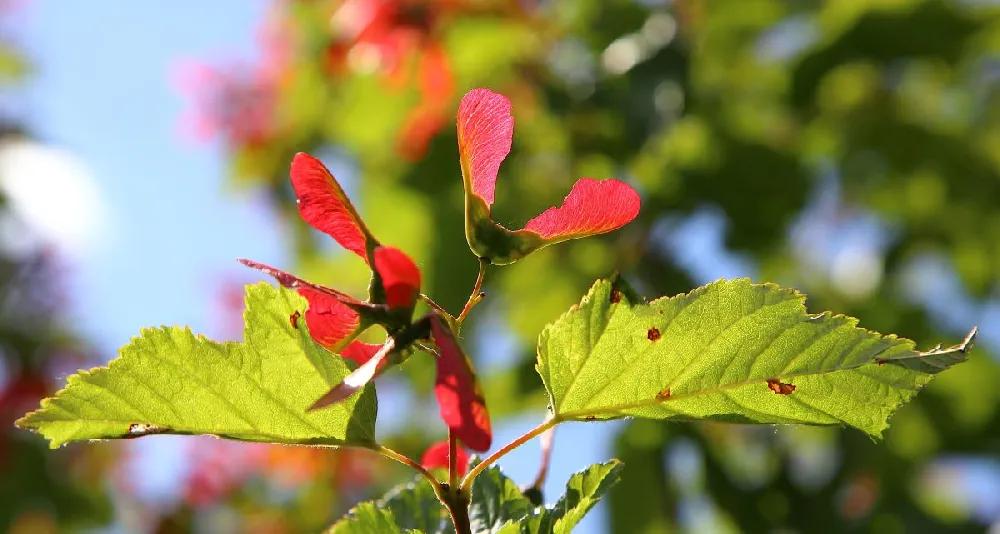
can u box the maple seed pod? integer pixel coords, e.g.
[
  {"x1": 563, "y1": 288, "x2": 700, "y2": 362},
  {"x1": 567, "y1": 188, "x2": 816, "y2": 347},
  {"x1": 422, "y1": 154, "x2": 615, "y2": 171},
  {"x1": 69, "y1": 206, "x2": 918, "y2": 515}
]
[{"x1": 457, "y1": 88, "x2": 641, "y2": 264}]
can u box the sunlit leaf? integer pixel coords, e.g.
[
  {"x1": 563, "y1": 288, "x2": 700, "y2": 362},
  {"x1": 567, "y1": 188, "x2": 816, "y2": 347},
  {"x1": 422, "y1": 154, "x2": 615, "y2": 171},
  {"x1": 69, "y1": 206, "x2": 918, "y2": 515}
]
[
  {"x1": 537, "y1": 278, "x2": 975, "y2": 437},
  {"x1": 381, "y1": 476, "x2": 447, "y2": 533},
  {"x1": 327, "y1": 475, "x2": 443, "y2": 533},
  {"x1": 327, "y1": 502, "x2": 412, "y2": 534},
  {"x1": 472, "y1": 461, "x2": 623, "y2": 534},
  {"x1": 468, "y1": 465, "x2": 535, "y2": 533},
  {"x1": 17, "y1": 283, "x2": 378, "y2": 448},
  {"x1": 535, "y1": 460, "x2": 623, "y2": 534}
]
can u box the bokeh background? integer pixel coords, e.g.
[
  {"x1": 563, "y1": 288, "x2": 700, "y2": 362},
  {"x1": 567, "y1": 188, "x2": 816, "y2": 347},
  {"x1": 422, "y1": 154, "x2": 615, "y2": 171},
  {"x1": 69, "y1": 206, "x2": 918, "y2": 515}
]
[{"x1": 2, "y1": 0, "x2": 1000, "y2": 532}]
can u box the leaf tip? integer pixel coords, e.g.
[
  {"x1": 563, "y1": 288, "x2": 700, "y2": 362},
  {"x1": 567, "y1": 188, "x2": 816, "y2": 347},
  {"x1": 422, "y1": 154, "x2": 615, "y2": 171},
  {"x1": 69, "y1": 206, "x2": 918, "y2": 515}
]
[{"x1": 959, "y1": 326, "x2": 978, "y2": 353}]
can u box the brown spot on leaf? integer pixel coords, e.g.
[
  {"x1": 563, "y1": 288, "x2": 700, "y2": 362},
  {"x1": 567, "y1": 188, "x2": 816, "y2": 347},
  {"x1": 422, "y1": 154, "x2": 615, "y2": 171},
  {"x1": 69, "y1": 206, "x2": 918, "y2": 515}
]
[
  {"x1": 876, "y1": 359, "x2": 886, "y2": 366},
  {"x1": 585, "y1": 415, "x2": 597, "y2": 421},
  {"x1": 766, "y1": 379, "x2": 796, "y2": 395},
  {"x1": 656, "y1": 388, "x2": 671, "y2": 400},
  {"x1": 290, "y1": 311, "x2": 301, "y2": 328},
  {"x1": 610, "y1": 288, "x2": 622, "y2": 304},
  {"x1": 647, "y1": 328, "x2": 661, "y2": 341}
]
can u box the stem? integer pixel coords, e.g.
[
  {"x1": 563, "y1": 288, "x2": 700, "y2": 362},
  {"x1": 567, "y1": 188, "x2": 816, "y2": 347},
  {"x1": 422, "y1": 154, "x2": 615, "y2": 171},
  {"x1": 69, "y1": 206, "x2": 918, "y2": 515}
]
[
  {"x1": 460, "y1": 416, "x2": 558, "y2": 492},
  {"x1": 375, "y1": 445, "x2": 445, "y2": 501},
  {"x1": 448, "y1": 429, "x2": 459, "y2": 488},
  {"x1": 442, "y1": 485, "x2": 472, "y2": 534},
  {"x1": 376, "y1": 445, "x2": 472, "y2": 533},
  {"x1": 419, "y1": 293, "x2": 452, "y2": 319},
  {"x1": 530, "y1": 426, "x2": 556, "y2": 490},
  {"x1": 415, "y1": 340, "x2": 441, "y2": 358},
  {"x1": 457, "y1": 258, "x2": 488, "y2": 326}
]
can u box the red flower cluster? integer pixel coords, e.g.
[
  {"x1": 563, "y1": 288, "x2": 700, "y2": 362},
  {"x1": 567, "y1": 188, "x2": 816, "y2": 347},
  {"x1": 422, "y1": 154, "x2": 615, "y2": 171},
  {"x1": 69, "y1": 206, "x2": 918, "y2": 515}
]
[
  {"x1": 241, "y1": 88, "x2": 640, "y2": 458},
  {"x1": 241, "y1": 152, "x2": 491, "y2": 451}
]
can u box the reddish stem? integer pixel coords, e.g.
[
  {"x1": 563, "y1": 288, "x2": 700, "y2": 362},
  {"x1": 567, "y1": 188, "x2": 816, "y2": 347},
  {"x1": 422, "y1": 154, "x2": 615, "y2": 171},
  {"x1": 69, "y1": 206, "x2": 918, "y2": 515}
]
[
  {"x1": 457, "y1": 258, "x2": 488, "y2": 325},
  {"x1": 461, "y1": 416, "x2": 558, "y2": 492}
]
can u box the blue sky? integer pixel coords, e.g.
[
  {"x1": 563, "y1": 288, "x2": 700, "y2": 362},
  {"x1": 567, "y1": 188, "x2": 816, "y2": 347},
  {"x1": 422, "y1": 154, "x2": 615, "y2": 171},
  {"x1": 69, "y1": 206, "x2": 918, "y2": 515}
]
[{"x1": 21, "y1": 1, "x2": 281, "y2": 350}]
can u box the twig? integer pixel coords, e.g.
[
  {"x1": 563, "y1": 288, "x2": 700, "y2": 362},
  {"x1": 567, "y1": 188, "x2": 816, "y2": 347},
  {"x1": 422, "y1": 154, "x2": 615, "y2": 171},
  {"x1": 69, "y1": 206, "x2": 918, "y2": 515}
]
[{"x1": 461, "y1": 416, "x2": 558, "y2": 492}]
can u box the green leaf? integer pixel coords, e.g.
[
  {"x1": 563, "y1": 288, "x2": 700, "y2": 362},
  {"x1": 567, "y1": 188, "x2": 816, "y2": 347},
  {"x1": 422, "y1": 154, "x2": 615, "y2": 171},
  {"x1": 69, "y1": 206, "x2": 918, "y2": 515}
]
[
  {"x1": 469, "y1": 465, "x2": 536, "y2": 533},
  {"x1": 478, "y1": 461, "x2": 623, "y2": 534},
  {"x1": 327, "y1": 462, "x2": 621, "y2": 534},
  {"x1": 327, "y1": 475, "x2": 442, "y2": 533},
  {"x1": 537, "y1": 278, "x2": 976, "y2": 438},
  {"x1": 327, "y1": 502, "x2": 415, "y2": 534},
  {"x1": 538, "y1": 460, "x2": 623, "y2": 533},
  {"x1": 381, "y1": 476, "x2": 447, "y2": 532},
  {"x1": 16, "y1": 283, "x2": 378, "y2": 448}
]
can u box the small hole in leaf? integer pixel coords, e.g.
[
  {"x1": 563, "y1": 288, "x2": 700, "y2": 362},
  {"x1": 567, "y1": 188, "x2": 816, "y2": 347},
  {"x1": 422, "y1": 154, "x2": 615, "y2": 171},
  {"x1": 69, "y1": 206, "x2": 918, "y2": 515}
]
[
  {"x1": 656, "y1": 388, "x2": 671, "y2": 400},
  {"x1": 290, "y1": 311, "x2": 301, "y2": 329},
  {"x1": 766, "y1": 379, "x2": 795, "y2": 395},
  {"x1": 647, "y1": 328, "x2": 661, "y2": 341},
  {"x1": 126, "y1": 423, "x2": 167, "y2": 438}
]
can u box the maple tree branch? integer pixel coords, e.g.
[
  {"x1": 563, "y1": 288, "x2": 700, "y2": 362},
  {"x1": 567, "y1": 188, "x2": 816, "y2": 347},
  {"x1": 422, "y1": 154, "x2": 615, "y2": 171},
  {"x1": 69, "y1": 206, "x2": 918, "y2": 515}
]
[
  {"x1": 442, "y1": 485, "x2": 472, "y2": 534},
  {"x1": 460, "y1": 415, "x2": 559, "y2": 492},
  {"x1": 377, "y1": 444, "x2": 473, "y2": 533}
]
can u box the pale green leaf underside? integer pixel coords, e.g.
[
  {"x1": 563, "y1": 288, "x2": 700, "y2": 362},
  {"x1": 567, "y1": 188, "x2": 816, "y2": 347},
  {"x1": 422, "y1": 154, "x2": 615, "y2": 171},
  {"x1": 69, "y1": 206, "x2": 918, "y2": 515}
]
[
  {"x1": 327, "y1": 462, "x2": 621, "y2": 533},
  {"x1": 537, "y1": 278, "x2": 975, "y2": 438},
  {"x1": 470, "y1": 464, "x2": 536, "y2": 533},
  {"x1": 328, "y1": 475, "x2": 442, "y2": 533},
  {"x1": 485, "y1": 461, "x2": 622, "y2": 534},
  {"x1": 382, "y1": 476, "x2": 447, "y2": 533},
  {"x1": 17, "y1": 283, "x2": 377, "y2": 448},
  {"x1": 545, "y1": 460, "x2": 623, "y2": 534}
]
